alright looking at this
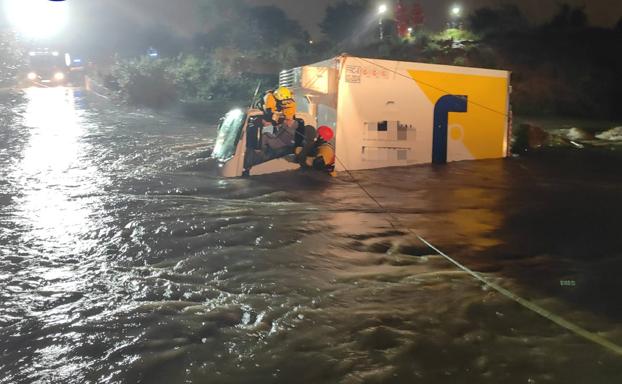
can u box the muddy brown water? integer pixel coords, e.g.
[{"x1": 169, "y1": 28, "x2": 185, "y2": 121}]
[{"x1": 1, "y1": 88, "x2": 622, "y2": 383}]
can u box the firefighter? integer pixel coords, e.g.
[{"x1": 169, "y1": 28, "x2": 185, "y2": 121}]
[
  {"x1": 261, "y1": 95, "x2": 299, "y2": 157},
  {"x1": 261, "y1": 86, "x2": 293, "y2": 124},
  {"x1": 274, "y1": 86, "x2": 293, "y2": 104},
  {"x1": 261, "y1": 89, "x2": 278, "y2": 125},
  {"x1": 295, "y1": 125, "x2": 336, "y2": 173}
]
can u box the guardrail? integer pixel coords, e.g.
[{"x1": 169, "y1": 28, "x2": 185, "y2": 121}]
[{"x1": 84, "y1": 76, "x2": 110, "y2": 99}]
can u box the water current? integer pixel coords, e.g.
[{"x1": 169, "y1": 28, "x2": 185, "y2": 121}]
[{"x1": 1, "y1": 88, "x2": 621, "y2": 383}]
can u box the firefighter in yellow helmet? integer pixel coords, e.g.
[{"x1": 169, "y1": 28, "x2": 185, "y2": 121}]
[
  {"x1": 261, "y1": 87, "x2": 300, "y2": 156},
  {"x1": 273, "y1": 86, "x2": 293, "y2": 102},
  {"x1": 261, "y1": 86, "x2": 293, "y2": 122},
  {"x1": 261, "y1": 89, "x2": 278, "y2": 125}
]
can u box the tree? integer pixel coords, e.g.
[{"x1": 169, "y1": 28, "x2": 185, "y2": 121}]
[
  {"x1": 197, "y1": 0, "x2": 246, "y2": 29},
  {"x1": 0, "y1": 31, "x2": 25, "y2": 86},
  {"x1": 396, "y1": 0, "x2": 409, "y2": 38},
  {"x1": 468, "y1": 5, "x2": 528, "y2": 36},
  {"x1": 319, "y1": 0, "x2": 370, "y2": 44},
  {"x1": 246, "y1": 6, "x2": 309, "y2": 46},
  {"x1": 189, "y1": 2, "x2": 310, "y2": 98},
  {"x1": 141, "y1": 24, "x2": 189, "y2": 57},
  {"x1": 194, "y1": 2, "x2": 308, "y2": 53},
  {"x1": 568, "y1": 7, "x2": 588, "y2": 28},
  {"x1": 411, "y1": 2, "x2": 425, "y2": 30},
  {"x1": 547, "y1": 4, "x2": 588, "y2": 29}
]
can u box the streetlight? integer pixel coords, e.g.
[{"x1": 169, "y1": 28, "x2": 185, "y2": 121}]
[
  {"x1": 451, "y1": 6, "x2": 462, "y2": 18},
  {"x1": 449, "y1": 5, "x2": 463, "y2": 29},
  {"x1": 3, "y1": 0, "x2": 69, "y2": 40},
  {"x1": 378, "y1": 4, "x2": 388, "y2": 40}
]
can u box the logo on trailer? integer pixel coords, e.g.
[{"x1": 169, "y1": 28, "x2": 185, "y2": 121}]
[{"x1": 408, "y1": 69, "x2": 509, "y2": 164}]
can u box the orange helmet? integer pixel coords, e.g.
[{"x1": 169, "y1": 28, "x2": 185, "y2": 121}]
[{"x1": 317, "y1": 126, "x2": 334, "y2": 141}]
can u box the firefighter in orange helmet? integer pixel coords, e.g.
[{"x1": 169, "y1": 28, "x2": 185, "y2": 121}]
[{"x1": 295, "y1": 125, "x2": 335, "y2": 173}]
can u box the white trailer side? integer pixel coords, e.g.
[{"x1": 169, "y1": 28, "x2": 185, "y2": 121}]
[{"x1": 281, "y1": 55, "x2": 511, "y2": 172}]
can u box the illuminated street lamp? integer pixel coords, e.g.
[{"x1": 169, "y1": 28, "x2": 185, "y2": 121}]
[
  {"x1": 451, "y1": 5, "x2": 462, "y2": 18},
  {"x1": 3, "y1": 0, "x2": 69, "y2": 39},
  {"x1": 449, "y1": 4, "x2": 463, "y2": 29},
  {"x1": 378, "y1": 4, "x2": 388, "y2": 40}
]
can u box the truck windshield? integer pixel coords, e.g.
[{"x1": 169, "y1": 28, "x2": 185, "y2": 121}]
[
  {"x1": 212, "y1": 109, "x2": 246, "y2": 160},
  {"x1": 29, "y1": 55, "x2": 65, "y2": 70}
]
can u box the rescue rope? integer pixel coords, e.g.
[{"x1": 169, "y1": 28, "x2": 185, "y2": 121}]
[
  {"x1": 283, "y1": 54, "x2": 621, "y2": 356},
  {"x1": 332, "y1": 155, "x2": 622, "y2": 357},
  {"x1": 293, "y1": 55, "x2": 509, "y2": 117}
]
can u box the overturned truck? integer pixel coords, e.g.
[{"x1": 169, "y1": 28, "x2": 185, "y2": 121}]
[{"x1": 211, "y1": 55, "x2": 511, "y2": 177}]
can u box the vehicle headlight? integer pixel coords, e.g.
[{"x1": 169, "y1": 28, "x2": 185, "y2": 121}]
[
  {"x1": 54, "y1": 72, "x2": 65, "y2": 81},
  {"x1": 27, "y1": 72, "x2": 37, "y2": 80}
]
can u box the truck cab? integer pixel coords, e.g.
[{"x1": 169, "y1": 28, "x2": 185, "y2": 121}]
[
  {"x1": 211, "y1": 108, "x2": 311, "y2": 177},
  {"x1": 24, "y1": 50, "x2": 69, "y2": 86}
]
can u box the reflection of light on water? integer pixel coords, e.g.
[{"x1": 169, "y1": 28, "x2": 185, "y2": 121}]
[
  {"x1": 22, "y1": 88, "x2": 82, "y2": 172},
  {"x1": 441, "y1": 188, "x2": 504, "y2": 251},
  {"x1": 18, "y1": 88, "x2": 98, "y2": 249}
]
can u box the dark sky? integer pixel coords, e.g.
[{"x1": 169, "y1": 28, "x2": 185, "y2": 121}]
[
  {"x1": 2, "y1": 0, "x2": 620, "y2": 45},
  {"x1": 105, "y1": 0, "x2": 622, "y2": 38},
  {"x1": 261, "y1": 0, "x2": 621, "y2": 36}
]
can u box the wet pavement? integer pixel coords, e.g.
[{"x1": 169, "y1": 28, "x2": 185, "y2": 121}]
[{"x1": 1, "y1": 87, "x2": 622, "y2": 383}]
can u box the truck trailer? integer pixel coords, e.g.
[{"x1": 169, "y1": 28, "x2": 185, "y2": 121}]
[{"x1": 210, "y1": 55, "x2": 511, "y2": 177}]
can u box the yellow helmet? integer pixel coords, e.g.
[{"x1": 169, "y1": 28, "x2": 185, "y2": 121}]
[
  {"x1": 274, "y1": 86, "x2": 293, "y2": 101},
  {"x1": 263, "y1": 91, "x2": 277, "y2": 111},
  {"x1": 281, "y1": 99, "x2": 297, "y2": 119}
]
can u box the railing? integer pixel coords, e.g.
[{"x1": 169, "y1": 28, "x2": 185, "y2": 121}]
[{"x1": 279, "y1": 67, "x2": 302, "y2": 88}]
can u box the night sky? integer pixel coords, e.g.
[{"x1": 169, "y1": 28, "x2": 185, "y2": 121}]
[
  {"x1": 258, "y1": 0, "x2": 622, "y2": 37},
  {"x1": 1, "y1": 0, "x2": 621, "y2": 44},
  {"x1": 102, "y1": 0, "x2": 622, "y2": 38}
]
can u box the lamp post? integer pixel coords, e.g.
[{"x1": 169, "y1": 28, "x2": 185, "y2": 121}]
[
  {"x1": 449, "y1": 5, "x2": 462, "y2": 29},
  {"x1": 3, "y1": 0, "x2": 69, "y2": 40},
  {"x1": 451, "y1": 6, "x2": 462, "y2": 18},
  {"x1": 378, "y1": 4, "x2": 388, "y2": 40}
]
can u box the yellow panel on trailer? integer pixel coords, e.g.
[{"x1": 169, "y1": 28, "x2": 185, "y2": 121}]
[{"x1": 285, "y1": 55, "x2": 511, "y2": 172}]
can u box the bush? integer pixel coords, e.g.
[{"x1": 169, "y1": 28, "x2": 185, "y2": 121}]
[
  {"x1": 174, "y1": 54, "x2": 244, "y2": 102},
  {"x1": 108, "y1": 53, "x2": 278, "y2": 109},
  {"x1": 0, "y1": 32, "x2": 25, "y2": 87},
  {"x1": 110, "y1": 56, "x2": 177, "y2": 108}
]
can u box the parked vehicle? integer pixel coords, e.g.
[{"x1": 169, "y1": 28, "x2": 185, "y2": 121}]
[{"x1": 23, "y1": 50, "x2": 70, "y2": 86}]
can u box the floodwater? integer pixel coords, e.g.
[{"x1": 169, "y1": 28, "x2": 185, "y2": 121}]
[{"x1": 1, "y1": 87, "x2": 621, "y2": 384}]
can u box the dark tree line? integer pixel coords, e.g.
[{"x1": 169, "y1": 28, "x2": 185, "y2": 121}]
[
  {"x1": 467, "y1": 5, "x2": 622, "y2": 119},
  {"x1": 0, "y1": 31, "x2": 24, "y2": 87},
  {"x1": 4, "y1": 0, "x2": 616, "y2": 119},
  {"x1": 315, "y1": 2, "x2": 622, "y2": 120}
]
